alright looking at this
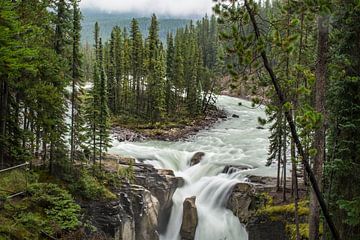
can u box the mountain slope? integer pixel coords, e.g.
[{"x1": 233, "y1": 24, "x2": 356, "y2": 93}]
[{"x1": 81, "y1": 10, "x2": 191, "y2": 43}]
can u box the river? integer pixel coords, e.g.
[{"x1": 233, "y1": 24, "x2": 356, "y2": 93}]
[{"x1": 110, "y1": 95, "x2": 277, "y2": 240}]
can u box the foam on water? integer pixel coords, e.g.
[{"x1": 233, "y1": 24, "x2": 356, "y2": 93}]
[{"x1": 109, "y1": 95, "x2": 274, "y2": 240}]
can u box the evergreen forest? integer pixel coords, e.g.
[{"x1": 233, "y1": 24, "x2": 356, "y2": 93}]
[{"x1": 0, "y1": 0, "x2": 359, "y2": 240}]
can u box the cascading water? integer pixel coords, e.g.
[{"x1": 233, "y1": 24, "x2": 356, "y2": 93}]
[{"x1": 110, "y1": 95, "x2": 277, "y2": 240}]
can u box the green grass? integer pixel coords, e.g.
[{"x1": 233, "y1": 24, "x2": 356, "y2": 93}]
[
  {"x1": 259, "y1": 200, "x2": 310, "y2": 216},
  {"x1": 0, "y1": 170, "x2": 27, "y2": 198},
  {"x1": 0, "y1": 183, "x2": 82, "y2": 239},
  {"x1": 67, "y1": 169, "x2": 116, "y2": 201}
]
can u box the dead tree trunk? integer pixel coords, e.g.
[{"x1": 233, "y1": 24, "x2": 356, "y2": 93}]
[
  {"x1": 243, "y1": 1, "x2": 339, "y2": 239},
  {"x1": 309, "y1": 15, "x2": 329, "y2": 240}
]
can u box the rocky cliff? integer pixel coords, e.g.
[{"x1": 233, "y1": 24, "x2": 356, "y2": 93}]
[{"x1": 83, "y1": 156, "x2": 183, "y2": 240}]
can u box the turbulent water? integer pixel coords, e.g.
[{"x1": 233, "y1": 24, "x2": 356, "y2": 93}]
[{"x1": 110, "y1": 95, "x2": 277, "y2": 240}]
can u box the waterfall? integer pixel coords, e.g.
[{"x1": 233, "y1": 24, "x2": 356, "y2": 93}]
[{"x1": 110, "y1": 95, "x2": 275, "y2": 240}]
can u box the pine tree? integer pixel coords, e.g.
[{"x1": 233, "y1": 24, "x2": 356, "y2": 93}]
[
  {"x1": 70, "y1": 0, "x2": 85, "y2": 163},
  {"x1": 97, "y1": 38, "x2": 111, "y2": 168},
  {"x1": 326, "y1": 1, "x2": 360, "y2": 238},
  {"x1": 130, "y1": 19, "x2": 144, "y2": 115},
  {"x1": 146, "y1": 14, "x2": 163, "y2": 121},
  {"x1": 165, "y1": 33, "x2": 175, "y2": 115}
]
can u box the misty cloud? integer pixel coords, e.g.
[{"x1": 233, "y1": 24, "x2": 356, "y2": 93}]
[{"x1": 80, "y1": 0, "x2": 215, "y2": 17}]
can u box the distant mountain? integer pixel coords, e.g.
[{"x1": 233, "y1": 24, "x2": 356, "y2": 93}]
[{"x1": 81, "y1": 10, "x2": 192, "y2": 44}]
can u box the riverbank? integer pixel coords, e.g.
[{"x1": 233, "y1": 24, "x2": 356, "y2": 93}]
[{"x1": 112, "y1": 105, "x2": 228, "y2": 142}]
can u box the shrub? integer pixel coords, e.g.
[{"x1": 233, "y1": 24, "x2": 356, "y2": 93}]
[
  {"x1": 67, "y1": 169, "x2": 116, "y2": 201},
  {"x1": 27, "y1": 183, "x2": 81, "y2": 232}
]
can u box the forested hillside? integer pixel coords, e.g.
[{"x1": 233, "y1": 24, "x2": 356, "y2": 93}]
[
  {"x1": 0, "y1": 0, "x2": 360, "y2": 240},
  {"x1": 81, "y1": 10, "x2": 191, "y2": 43}
]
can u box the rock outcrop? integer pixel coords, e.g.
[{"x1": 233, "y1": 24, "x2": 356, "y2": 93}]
[
  {"x1": 113, "y1": 127, "x2": 146, "y2": 142},
  {"x1": 84, "y1": 157, "x2": 183, "y2": 240},
  {"x1": 223, "y1": 165, "x2": 251, "y2": 174},
  {"x1": 180, "y1": 196, "x2": 198, "y2": 240},
  {"x1": 190, "y1": 152, "x2": 205, "y2": 166},
  {"x1": 227, "y1": 183, "x2": 259, "y2": 223},
  {"x1": 226, "y1": 176, "x2": 307, "y2": 240}
]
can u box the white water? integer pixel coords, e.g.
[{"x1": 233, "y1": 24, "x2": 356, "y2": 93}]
[{"x1": 109, "y1": 95, "x2": 277, "y2": 240}]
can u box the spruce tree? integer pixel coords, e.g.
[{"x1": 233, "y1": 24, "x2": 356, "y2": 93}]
[
  {"x1": 70, "y1": 0, "x2": 85, "y2": 163},
  {"x1": 165, "y1": 33, "x2": 175, "y2": 115},
  {"x1": 130, "y1": 19, "x2": 144, "y2": 115}
]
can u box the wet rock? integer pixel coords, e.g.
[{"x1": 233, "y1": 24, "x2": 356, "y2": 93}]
[
  {"x1": 180, "y1": 196, "x2": 198, "y2": 240},
  {"x1": 157, "y1": 169, "x2": 175, "y2": 176},
  {"x1": 226, "y1": 178, "x2": 296, "y2": 240},
  {"x1": 246, "y1": 175, "x2": 276, "y2": 185},
  {"x1": 130, "y1": 186, "x2": 160, "y2": 240},
  {"x1": 232, "y1": 114, "x2": 240, "y2": 118},
  {"x1": 131, "y1": 164, "x2": 183, "y2": 233},
  {"x1": 223, "y1": 165, "x2": 251, "y2": 174},
  {"x1": 105, "y1": 154, "x2": 136, "y2": 165},
  {"x1": 219, "y1": 114, "x2": 228, "y2": 119},
  {"x1": 85, "y1": 156, "x2": 184, "y2": 239},
  {"x1": 226, "y1": 183, "x2": 258, "y2": 223},
  {"x1": 256, "y1": 126, "x2": 265, "y2": 130},
  {"x1": 113, "y1": 127, "x2": 146, "y2": 142},
  {"x1": 190, "y1": 152, "x2": 205, "y2": 166},
  {"x1": 247, "y1": 217, "x2": 288, "y2": 240}
]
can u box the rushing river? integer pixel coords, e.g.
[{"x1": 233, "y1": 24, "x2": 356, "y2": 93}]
[{"x1": 110, "y1": 95, "x2": 277, "y2": 240}]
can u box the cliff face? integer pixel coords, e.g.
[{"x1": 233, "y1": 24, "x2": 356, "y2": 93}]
[
  {"x1": 83, "y1": 156, "x2": 183, "y2": 240},
  {"x1": 226, "y1": 176, "x2": 308, "y2": 240}
]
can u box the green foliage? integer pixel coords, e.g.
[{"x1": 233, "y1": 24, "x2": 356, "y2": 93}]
[
  {"x1": 0, "y1": 182, "x2": 82, "y2": 239},
  {"x1": 286, "y1": 223, "x2": 310, "y2": 240},
  {"x1": 117, "y1": 163, "x2": 135, "y2": 183},
  {"x1": 338, "y1": 198, "x2": 360, "y2": 226},
  {"x1": 96, "y1": 14, "x2": 218, "y2": 125},
  {"x1": 27, "y1": 183, "x2": 80, "y2": 232},
  {"x1": 325, "y1": 1, "x2": 360, "y2": 238},
  {"x1": 0, "y1": 170, "x2": 27, "y2": 198},
  {"x1": 259, "y1": 200, "x2": 310, "y2": 217},
  {"x1": 67, "y1": 169, "x2": 116, "y2": 201}
]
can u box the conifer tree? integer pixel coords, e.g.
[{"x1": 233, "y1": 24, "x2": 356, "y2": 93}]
[
  {"x1": 70, "y1": 0, "x2": 85, "y2": 163},
  {"x1": 130, "y1": 19, "x2": 144, "y2": 115},
  {"x1": 165, "y1": 33, "x2": 175, "y2": 114}
]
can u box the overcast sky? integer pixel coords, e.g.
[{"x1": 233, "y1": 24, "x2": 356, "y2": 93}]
[{"x1": 80, "y1": 0, "x2": 214, "y2": 17}]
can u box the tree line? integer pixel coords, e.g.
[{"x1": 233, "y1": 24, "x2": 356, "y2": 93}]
[
  {"x1": 215, "y1": 0, "x2": 360, "y2": 239},
  {"x1": 0, "y1": 1, "x2": 222, "y2": 174},
  {"x1": 0, "y1": 0, "x2": 82, "y2": 174},
  {"x1": 90, "y1": 14, "x2": 221, "y2": 123}
]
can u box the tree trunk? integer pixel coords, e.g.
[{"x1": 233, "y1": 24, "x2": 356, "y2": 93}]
[
  {"x1": 0, "y1": 78, "x2": 9, "y2": 169},
  {"x1": 70, "y1": 72, "x2": 75, "y2": 163},
  {"x1": 283, "y1": 118, "x2": 287, "y2": 202},
  {"x1": 243, "y1": 2, "x2": 339, "y2": 239},
  {"x1": 309, "y1": 15, "x2": 329, "y2": 240},
  {"x1": 277, "y1": 123, "x2": 281, "y2": 191}
]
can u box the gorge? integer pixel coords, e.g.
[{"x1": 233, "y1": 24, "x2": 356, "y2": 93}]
[{"x1": 109, "y1": 95, "x2": 276, "y2": 240}]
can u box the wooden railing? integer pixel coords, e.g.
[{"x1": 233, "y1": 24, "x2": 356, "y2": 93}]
[{"x1": 0, "y1": 162, "x2": 29, "y2": 199}]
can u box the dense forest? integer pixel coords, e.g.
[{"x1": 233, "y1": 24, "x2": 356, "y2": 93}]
[
  {"x1": 0, "y1": 0, "x2": 360, "y2": 240},
  {"x1": 81, "y1": 10, "x2": 191, "y2": 43}
]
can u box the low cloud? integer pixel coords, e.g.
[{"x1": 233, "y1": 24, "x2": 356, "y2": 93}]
[{"x1": 80, "y1": 0, "x2": 214, "y2": 17}]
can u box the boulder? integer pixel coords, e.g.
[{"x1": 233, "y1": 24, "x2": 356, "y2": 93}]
[
  {"x1": 226, "y1": 183, "x2": 257, "y2": 223},
  {"x1": 190, "y1": 152, "x2": 205, "y2": 166},
  {"x1": 180, "y1": 196, "x2": 198, "y2": 240},
  {"x1": 223, "y1": 165, "x2": 251, "y2": 174},
  {"x1": 232, "y1": 114, "x2": 240, "y2": 118},
  {"x1": 247, "y1": 216, "x2": 288, "y2": 240},
  {"x1": 113, "y1": 127, "x2": 146, "y2": 142}
]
